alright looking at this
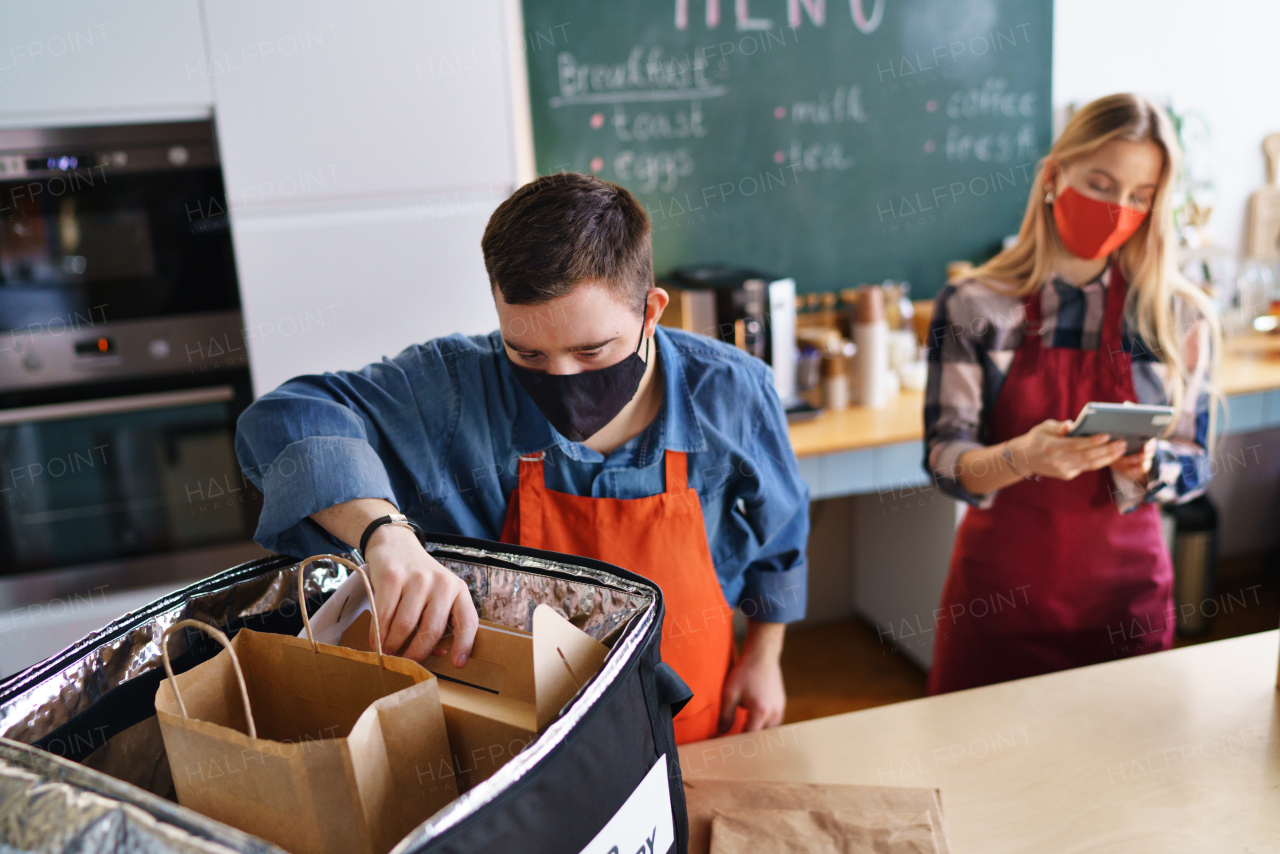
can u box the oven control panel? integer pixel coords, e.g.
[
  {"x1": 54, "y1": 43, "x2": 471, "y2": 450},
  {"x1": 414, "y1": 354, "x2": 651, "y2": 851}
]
[{"x1": 0, "y1": 311, "x2": 247, "y2": 392}]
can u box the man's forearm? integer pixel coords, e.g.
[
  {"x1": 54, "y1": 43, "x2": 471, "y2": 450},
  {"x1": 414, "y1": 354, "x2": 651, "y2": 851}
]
[
  {"x1": 310, "y1": 497, "x2": 401, "y2": 549},
  {"x1": 742, "y1": 619, "x2": 785, "y2": 659}
]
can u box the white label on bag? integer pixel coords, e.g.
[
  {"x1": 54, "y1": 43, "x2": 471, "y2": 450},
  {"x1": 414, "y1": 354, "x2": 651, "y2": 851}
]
[{"x1": 578, "y1": 753, "x2": 675, "y2": 854}]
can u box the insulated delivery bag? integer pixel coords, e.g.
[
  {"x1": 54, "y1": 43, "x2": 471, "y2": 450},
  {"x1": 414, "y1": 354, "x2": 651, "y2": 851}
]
[{"x1": 0, "y1": 535, "x2": 695, "y2": 854}]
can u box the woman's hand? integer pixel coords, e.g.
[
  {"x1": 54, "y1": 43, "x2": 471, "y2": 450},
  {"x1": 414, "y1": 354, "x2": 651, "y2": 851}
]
[
  {"x1": 362, "y1": 525, "x2": 478, "y2": 666},
  {"x1": 1016, "y1": 419, "x2": 1129, "y2": 481},
  {"x1": 1111, "y1": 438, "x2": 1157, "y2": 486}
]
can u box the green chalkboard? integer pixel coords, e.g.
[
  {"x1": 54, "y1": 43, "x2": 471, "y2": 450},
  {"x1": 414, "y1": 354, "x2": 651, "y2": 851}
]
[{"x1": 522, "y1": 0, "x2": 1052, "y2": 297}]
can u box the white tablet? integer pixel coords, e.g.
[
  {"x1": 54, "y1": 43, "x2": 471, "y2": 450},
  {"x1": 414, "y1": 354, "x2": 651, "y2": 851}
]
[{"x1": 1067, "y1": 401, "x2": 1175, "y2": 453}]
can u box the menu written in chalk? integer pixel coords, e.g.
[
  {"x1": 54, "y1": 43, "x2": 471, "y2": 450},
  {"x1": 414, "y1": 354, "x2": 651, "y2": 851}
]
[{"x1": 522, "y1": 0, "x2": 1052, "y2": 297}]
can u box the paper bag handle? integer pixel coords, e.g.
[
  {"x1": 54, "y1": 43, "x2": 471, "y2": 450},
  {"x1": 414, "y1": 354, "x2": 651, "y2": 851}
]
[
  {"x1": 160, "y1": 619, "x2": 257, "y2": 740},
  {"x1": 295, "y1": 554, "x2": 386, "y2": 669}
]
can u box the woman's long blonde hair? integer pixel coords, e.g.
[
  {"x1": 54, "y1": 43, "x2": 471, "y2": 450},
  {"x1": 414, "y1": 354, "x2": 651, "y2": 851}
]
[{"x1": 968, "y1": 93, "x2": 1221, "y2": 444}]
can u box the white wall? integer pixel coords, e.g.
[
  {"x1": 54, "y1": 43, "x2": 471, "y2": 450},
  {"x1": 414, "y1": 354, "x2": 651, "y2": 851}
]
[{"x1": 1054, "y1": 1, "x2": 1280, "y2": 255}]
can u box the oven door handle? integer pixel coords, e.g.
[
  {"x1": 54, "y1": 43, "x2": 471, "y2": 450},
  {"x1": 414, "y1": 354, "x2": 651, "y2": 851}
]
[{"x1": 0, "y1": 386, "x2": 236, "y2": 426}]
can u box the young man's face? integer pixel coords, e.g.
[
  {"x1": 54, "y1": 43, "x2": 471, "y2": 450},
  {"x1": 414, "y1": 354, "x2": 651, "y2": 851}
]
[{"x1": 496, "y1": 282, "x2": 667, "y2": 375}]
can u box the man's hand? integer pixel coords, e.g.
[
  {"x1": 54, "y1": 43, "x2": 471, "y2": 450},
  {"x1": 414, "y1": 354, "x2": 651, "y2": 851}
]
[
  {"x1": 1111, "y1": 437, "x2": 1157, "y2": 487},
  {"x1": 718, "y1": 621, "x2": 786, "y2": 734},
  {"x1": 310, "y1": 498, "x2": 477, "y2": 667},
  {"x1": 363, "y1": 525, "x2": 478, "y2": 665}
]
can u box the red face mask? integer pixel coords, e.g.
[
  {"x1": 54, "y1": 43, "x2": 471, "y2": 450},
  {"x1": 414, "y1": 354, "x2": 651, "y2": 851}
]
[{"x1": 1051, "y1": 185, "x2": 1149, "y2": 260}]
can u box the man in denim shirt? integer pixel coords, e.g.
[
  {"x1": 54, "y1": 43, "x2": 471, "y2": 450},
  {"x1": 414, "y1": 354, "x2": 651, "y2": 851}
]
[{"x1": 235, "y1": 173, "x2": 808, "y2": 740}]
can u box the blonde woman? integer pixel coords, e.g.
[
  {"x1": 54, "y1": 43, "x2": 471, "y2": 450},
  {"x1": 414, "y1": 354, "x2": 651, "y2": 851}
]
[{"x1": 923, "y1": 94, "x2": 1220, "y2": 694}]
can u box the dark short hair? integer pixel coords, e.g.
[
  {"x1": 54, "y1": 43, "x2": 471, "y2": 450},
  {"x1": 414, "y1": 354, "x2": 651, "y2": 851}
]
[{"x1": 481, "y1": 172, "x2": 652, "y2": 314}]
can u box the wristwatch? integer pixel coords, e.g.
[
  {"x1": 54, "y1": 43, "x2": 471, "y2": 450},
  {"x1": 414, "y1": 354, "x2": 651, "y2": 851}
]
[{"x1": 358, "y1": 513, "x2": 427, "y2": 559}]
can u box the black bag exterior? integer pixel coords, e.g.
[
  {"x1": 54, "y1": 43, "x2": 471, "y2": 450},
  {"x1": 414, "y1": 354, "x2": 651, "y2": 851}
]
[
  {"x1": 408, "y1": 534, "x2": 693, "y2": 854},
  {"x1": 0, "y1": 535, "x2": 693, "y2": 854}
]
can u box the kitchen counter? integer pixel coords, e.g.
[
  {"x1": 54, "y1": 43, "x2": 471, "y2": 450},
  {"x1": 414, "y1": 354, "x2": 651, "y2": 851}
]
[
  {"x1": 1220, "y1": 330, "x2": 1280, "y2": 395},
  {"x1": 789, "y1": 331, "x2": 1280, "y2": 459},
  {"x1": 789, "y1": 390, "x2": 926, "y2": 458},
  {"x1": 680, "y1": 630, "x2": 1280, "y2": 853}
]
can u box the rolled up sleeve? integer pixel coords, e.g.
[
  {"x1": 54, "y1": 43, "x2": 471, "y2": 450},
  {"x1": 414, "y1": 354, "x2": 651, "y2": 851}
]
[
  {"x1": 235, "y1": 352, "x2": 447, "y2": 556},
  {"x1": 736, "y1": 379, "x2": 809, "y2": 623},
  {"x1": 1118, "y1": 299, "x2": 1215, "y2": 512},
  {"x1": 924, "y1": 285, "x2": 997, "y2": 508},
  {"x1": 259, "y1": 436, "x2": 396, "y2": 549}
]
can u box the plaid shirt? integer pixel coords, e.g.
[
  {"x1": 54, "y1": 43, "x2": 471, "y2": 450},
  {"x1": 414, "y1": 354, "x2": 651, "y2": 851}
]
[{"x1": 924, "y1": 265, "x2": 1213, "y2": 513}]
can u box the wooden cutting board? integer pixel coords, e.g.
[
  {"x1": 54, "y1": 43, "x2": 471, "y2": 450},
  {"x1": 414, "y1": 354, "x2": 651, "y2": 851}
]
[{"x1": 1246, "y1": 132, "x2": 1280, "y2": 260}]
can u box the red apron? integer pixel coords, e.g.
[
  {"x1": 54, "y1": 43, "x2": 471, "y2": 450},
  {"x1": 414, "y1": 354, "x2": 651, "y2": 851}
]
[
  {"x1": 500, "y1": 449, "x2": 747, "y2": 743},
  {"x1": 928, "y1": 264, "x2": 1174, "y2": 694}
]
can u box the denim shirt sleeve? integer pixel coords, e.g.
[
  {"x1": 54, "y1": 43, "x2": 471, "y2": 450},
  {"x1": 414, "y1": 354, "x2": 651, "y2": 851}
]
[
  {"x1": 734, "y1": 374, "x2": 810, "y2": 623},
  {"x1": 234, "y1": 344, "x2": 451, "y2": 556}
]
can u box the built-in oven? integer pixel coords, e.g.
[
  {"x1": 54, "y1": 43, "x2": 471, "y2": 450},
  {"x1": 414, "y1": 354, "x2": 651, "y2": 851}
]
[{"x1": 0, "y1": 121, "x2": 264, "y2": 603}]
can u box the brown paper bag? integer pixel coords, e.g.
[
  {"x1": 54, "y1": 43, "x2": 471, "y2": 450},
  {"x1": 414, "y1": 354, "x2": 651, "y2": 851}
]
[
  {"x1": 342, "y1": 602, "x2": 607, "y2": 792},
  {"x1": 683, "y1": 779, "x2": 950, "y2": 854},
  {"x1": 710, "y1": 808, "x2": 940, "y2": 854},
  {"x1": 155, "y1": 556, "x2": 458, "y2": 854}
]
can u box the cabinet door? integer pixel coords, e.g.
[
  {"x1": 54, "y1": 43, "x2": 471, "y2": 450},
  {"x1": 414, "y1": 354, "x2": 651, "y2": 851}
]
[
  {"x1": 230, "y1": 193, "x2": 501, "y2": 395},
  {"x1": 0, "y1": 0, "x2": 211, "y2": 126},
  {"x1": 204, "y1": 0, "x2": 518, "y2": 209}
]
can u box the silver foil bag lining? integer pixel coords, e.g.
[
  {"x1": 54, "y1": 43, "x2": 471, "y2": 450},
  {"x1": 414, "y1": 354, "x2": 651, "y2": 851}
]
[
  {"x1": 0, "y1": 739, "x2": 282, "y2": 854},
  {"x1": 0, "y1": 559, "x2": 348, "y2": 750},
  {"x1": 1, "y1": 546, "x2": 651, "y2": 749},
  {"x1": 0, "y1": 545, "x2": 655, "y2": 853}
]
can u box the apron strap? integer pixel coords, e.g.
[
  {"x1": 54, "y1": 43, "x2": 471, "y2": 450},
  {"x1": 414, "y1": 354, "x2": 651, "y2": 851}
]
[
  {"x1": 664, "y1": 450, "x2": 687, "y2": 493},
  {"x1": 1021, "y1": 287, "x2": 1043, "y2": 339},
  {"x1": 1100, "y1": 260, "x2": 1129, "y2": 350},
  {"x1": 517, "y1": 452, "x2": 547, "y2": 489},
  {"x1": 516, "y1": 452, "x2": 546, "y2": 546}
]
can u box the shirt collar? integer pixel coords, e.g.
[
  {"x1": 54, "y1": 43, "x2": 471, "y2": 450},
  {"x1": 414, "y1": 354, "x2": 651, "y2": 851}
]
[
  {"x1": 508, "y1": 325, "x2": 707, "y2": 465},
  {"x1": 1047, "y1": 261, "x2": 1111, "y2": 291},
  {"x1": 652, "y1": 325, "x2": 708, "y2": 457}
]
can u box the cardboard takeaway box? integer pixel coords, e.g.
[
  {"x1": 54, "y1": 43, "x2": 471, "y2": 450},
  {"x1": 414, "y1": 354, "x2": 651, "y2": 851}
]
[{"x1": 304, "y1": 572, "x2": 608, "y2": 791}]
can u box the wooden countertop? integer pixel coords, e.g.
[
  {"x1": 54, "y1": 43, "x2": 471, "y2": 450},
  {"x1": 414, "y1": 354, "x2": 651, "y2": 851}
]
[
  {"x1": 791, "y1": 332, "x2": 1280, "y2": 458},
  {"x1": 1220, "y1": 331, "x2": 1280, "y2": 395},
  {"x1": 788, "y1": 391, "x2": 926, "y2": 458},
  {"x1": 679, "y1": 630, "x2": 1280, "y2": 853}
]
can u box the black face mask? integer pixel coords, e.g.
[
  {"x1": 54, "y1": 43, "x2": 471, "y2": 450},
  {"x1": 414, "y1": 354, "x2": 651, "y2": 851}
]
[{"x1": 508, "y1": 321, "x2": 648, "y2": 443}]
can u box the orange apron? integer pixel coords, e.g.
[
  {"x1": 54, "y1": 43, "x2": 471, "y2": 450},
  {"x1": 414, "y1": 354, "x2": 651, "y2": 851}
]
[{"x1": 500, "y1": 449, "x2": 746, "y2": 743}]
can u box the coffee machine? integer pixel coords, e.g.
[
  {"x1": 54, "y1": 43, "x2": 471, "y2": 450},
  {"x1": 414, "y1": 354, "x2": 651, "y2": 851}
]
[{"x1": 661, "y1": 265, "x2": 796, "y2": 402}]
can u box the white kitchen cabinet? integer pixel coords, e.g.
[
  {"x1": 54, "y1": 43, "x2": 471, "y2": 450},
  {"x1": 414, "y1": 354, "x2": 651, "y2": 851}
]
[
  {"x1": 0, "y1": 0, "x2": 212, "y2": 127},
  {"x1": 202, "y1": 0, "x2": 519, "y2": 210},
  {"x1": 231, "y1": 193, "x2": 501, "y2": 395},
  {"x1": 852, "y1": 493, "x2": 960, "y2": 670}
]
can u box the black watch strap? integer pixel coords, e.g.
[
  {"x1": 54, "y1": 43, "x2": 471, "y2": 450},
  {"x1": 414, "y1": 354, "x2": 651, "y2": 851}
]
[{"x1": 358, "y1": 513, "x2": 426, "y2": 559}]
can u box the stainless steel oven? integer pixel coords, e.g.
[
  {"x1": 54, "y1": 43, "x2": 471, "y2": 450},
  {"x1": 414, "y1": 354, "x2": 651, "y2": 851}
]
[{"x1": 0, "y1": 121, "x2": 264, "y2": 596}]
